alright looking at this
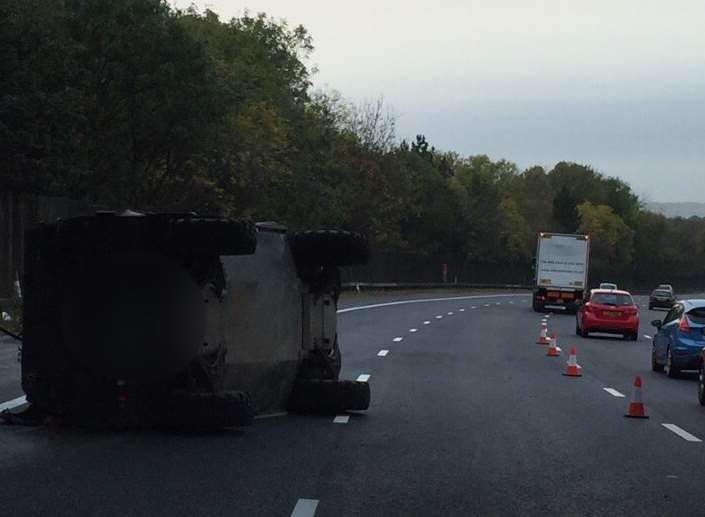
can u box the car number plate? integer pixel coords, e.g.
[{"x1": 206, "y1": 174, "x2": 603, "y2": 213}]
[{"x1": 603, "y1": 311, "x2": 620, "y2": 317}]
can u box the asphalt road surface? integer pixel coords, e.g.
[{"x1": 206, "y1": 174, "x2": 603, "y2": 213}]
[{"x1": 2, "y1": 291, "x2": 705, "y2": 516}]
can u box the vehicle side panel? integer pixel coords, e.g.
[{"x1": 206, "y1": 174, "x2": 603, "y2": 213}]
[{"x1": 218, "y1": 230, "x2": 304, "y2": 414}]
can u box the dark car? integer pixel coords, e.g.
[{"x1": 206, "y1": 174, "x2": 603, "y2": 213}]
[
  {"x1": 651, "y1": 300, "x2": 705, "y2": 377},
  {"x1": 649, "y1": 288, "x2": 676, "y2": 310},
  {"x1": 11, "y1": 213, "x2": 371, "y2": 429}
]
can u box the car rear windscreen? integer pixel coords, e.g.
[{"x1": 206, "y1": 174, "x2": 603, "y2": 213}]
[
  {"x1": 687, "y1": 308, "x2": 705, "y2": 324},
  {"x1": 592, "y1": 293, "x2": 634, "y2": 306},
  {"x1": 653, "y1": 290, "x2": 671, "y2": 297}
]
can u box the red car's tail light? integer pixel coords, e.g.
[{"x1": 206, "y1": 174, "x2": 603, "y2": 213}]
[
  {"x1": 624, "y1": 307, "x2": 638, "y2": 316},
  {"x1": 584, "y1": 303, "x2": 597, "y2": 314}
]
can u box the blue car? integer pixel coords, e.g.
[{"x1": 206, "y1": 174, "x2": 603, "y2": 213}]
[{"x1": 651, "y1": 299, "x2": 705, "y2": 377}]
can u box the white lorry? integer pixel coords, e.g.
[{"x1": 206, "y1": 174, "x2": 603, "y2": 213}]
[{"x1": 532, "y1": 233, "x2": 590, "y2": 313}]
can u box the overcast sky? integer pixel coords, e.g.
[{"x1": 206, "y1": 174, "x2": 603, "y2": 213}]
[{"x1": 173, "y1": 1, "x2": 705, "y2": 202}]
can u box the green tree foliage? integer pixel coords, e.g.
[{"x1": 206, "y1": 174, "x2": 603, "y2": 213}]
[
  {"x1": 2, "y1": 0, "x2": 703, "y2": 288},
  {"x1": 1, "y1": 0, "x2": 220, "y2": 208},
  {"x1": 577, "y1": 202, "x2": 634, "y2": 280}
]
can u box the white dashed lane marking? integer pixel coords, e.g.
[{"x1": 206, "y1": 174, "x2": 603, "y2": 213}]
[
  {"x1": 409, "y1": 328, "x2": 418, "y2": 333},
  {"x1": 436, "y1": 315, "x2": 443, "y2": 319},
  {"x1": 333, "y1": 415, "x2": 349, "y2": 424},
  {"x1": 471, "y1": 306, "x2": 477, "y2": 309},
  {"x1": 377, "y1": 350, "x2": 389, "y2": 357},
  {"x1": 496, "y1": 302, "x2": 501, "y2": 306},
  {"x1": 291, "y1": 498, "x2": 319, "y2": 517},
  {"x1": 423, "y1": 321, "x2": 431, "y2": 325},
  {"x1": 0, "y1": 396, "x2": 27, "y2": 412},
  {"x1": 447, "y1": 311, "x2": 454, "y2": 315},
  {"x1": 603, "y1": 387, "x2": 625, "y2": 398},
  {"x1": 393, "y1": 337, "x2": 403, "y2": 342},
  {"x1": 662, "y1": 424, "x2": 702, "y2": 442},
  {"x1": 459, "y1": 308, "x2": 465, "y2": 312},
  {"x1": 484, "y1": 304, "x2": 490, "y2": 307},
  {"x1": 644, "y1": 334, "x2": 652, "y2": 340},
  {"x1": 357, "y1": 374, "x2": 371, "y2": 382}
]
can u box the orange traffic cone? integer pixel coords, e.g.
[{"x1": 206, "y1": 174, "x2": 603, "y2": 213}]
[
  {"x1": 536, "y1": 322, "x2": 549, "y2": 345},
  {"x1": 624, "y1": 376, "x2": 649, "y2": 419},
  {"x1": 546, "y1": 334, "x2": 561, "y2": 357},
  {"x1": 562, "y1": 347, "x2": 582, "y2": 376}
]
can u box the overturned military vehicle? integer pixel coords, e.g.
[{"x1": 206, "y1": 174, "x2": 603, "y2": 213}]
[{"x1": 13, "y1": 211, "x2": 370, "y2": 429}]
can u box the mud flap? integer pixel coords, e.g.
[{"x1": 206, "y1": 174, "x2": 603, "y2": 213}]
[{"x1": 287, "y1": 379, "x2": 370, "y2": 415}]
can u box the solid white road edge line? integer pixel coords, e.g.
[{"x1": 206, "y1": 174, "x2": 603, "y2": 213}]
[
  {"x1": 291, "y1": 498, "x2": 319, "y2": 517},
  {"x1": 337, "y1": 293, "x2": 530, "y2": 314},
  {"x1": 0, "y1": 396, "x2": 27, "y2": 412},
  {"x1": 603, "y1": 387, "x2": 626, "y2": 398},
  {"x1": 377, "y1": 350, "x2": 389, "y2": 356},
  {"x1": 357, "y1": 374, "x2": 371, "y2": 382},
  {"x1": 333, "y1": 415, "x2": 350, "y2": 424},
  {"x1": 662, "y1": 423, "x2": 702, "y2": 442}
]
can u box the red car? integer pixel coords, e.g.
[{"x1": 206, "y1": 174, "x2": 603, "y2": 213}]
[{"x1": 576, "y1": 289, "x2": 640, "y2": 340}]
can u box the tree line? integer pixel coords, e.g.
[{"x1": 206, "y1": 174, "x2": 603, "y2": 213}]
[{"x1": 2, "y1": 0, "x2": 703, "y2": 289}]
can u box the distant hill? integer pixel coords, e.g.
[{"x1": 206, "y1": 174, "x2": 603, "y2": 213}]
[{"x1": 645, "y1": 202, "x2": 705, "y2": 219}]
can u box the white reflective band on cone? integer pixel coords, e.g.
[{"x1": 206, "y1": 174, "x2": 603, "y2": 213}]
[{"x1": 632, "y1": 385, "x2": 642, "y2": 403}]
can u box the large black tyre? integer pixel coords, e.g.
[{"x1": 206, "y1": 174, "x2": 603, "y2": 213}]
[
  {"x1": 160, "y1": 390, "x2": 254, "y2": 430},
  {"x1": 55, "y1": 214, "x2": 257, "y2": 258},
  {"x1": 287, "y1": 379, "x2": 371, "y2": 415},
  {"x1": 289, "y1": 229, "x2": 369, "y2": 267},
  {"x1": 652, "y1": 348, "x2": 664, "y2": 372},
  {"x1": 698, "y1": 363, "x2": 705, "y2": 406},
  {"x1": 665, "y1": 348, "x2": 680, "y2": 379}
]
